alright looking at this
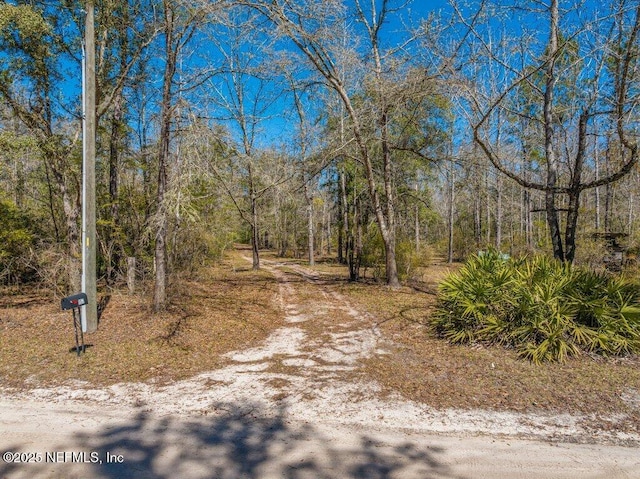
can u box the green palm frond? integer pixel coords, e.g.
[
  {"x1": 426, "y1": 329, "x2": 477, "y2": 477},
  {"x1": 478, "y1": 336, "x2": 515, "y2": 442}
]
[{"x1": 432, "y1": 252, "x2": 640, "y2": 363}]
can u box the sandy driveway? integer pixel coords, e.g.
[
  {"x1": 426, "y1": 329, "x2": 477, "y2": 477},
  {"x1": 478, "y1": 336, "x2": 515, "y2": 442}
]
[{"x1": 1, "y1": 259, "x2": 639, "y2": 478}]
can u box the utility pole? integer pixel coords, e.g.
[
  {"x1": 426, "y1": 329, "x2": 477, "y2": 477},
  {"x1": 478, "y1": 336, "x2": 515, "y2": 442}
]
[{"x1": 81, "y1": 0, "x2": 97, "y2": 333}]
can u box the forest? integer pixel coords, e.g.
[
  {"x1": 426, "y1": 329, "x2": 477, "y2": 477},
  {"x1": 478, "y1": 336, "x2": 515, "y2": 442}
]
[{"x1": 0, "y1": 0, "x2": 639, "y2": 319}]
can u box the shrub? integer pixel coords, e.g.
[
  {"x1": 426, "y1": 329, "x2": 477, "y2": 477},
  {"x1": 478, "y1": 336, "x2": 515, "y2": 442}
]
[
  {"x1": 359, "y1": 229, "x2": 433, "y2": 282},
  {"x1": 432, "y1": 250, "x2": 640, "y2": 363},
  {"x1": 0, "y1": 199, "x2": 35, "y2": 284},
  {"x1": 396, "y1": 239, "x2": 432, "y2": 281}
]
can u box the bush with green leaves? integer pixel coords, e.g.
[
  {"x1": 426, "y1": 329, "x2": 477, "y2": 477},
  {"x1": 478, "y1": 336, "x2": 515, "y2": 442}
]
[
  {"x1": 0, "y1": 199, "x2": 35, "y2": 284},
  {"x1": 432, "y1": 250, "x2": 640, "y2": 363},
  {"x1": 396, "y1": 239, "x2": 432, "y2": 281}
]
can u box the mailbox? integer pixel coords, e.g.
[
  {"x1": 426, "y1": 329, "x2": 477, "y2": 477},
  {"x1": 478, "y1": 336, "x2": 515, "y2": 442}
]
[
  {"x1": 61, "y1": 292, "x2": 88, "y2": 356},
  {"x1": 61, "y1": 292, "x2": 88, "y2": 310}
]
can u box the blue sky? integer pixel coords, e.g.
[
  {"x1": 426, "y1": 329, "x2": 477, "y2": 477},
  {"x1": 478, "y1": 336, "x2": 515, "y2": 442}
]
[{"x1": 23, "y1": 0, "x2": 623, "y2": 152}]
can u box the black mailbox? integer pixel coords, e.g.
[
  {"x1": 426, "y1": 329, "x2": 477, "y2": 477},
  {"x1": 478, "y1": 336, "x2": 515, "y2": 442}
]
[
  {"x1": 61, "y1": 292, "x2": 88, "y2": 310},
  {"x1": 61, "y1": 292, "x2": 88, "y2": 356}
]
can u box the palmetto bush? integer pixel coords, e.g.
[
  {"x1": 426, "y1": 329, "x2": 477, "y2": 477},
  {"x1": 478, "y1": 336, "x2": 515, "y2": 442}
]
[{"x1": 433, "y1": 250, "x2": 640, "y2": 363}]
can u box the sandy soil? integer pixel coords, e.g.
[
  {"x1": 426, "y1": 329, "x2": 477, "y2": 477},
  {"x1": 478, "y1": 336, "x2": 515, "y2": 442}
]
[{"x1": 1, "y1": 258, "x2": 639, "y2": 478}]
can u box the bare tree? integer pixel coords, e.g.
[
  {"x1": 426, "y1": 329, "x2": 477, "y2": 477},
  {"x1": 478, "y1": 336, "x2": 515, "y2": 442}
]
[
  {"x1": 464, "y1": 0, "x2": 640, "y2": 262},
  {"x1": 153, "y1": 0, "x2": 205, "y2": 311},
  {"x1": 200, "y1": 7, "x2": 288, "y2": 269},
  {"x1": 236, "y1": 0, "x2": 442, "y2": 286}
]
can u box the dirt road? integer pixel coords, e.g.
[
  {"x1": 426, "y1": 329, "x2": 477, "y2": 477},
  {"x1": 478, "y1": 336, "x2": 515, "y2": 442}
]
[{"x1": 1, "y1": 259, "x2": 638, "y2": 478}]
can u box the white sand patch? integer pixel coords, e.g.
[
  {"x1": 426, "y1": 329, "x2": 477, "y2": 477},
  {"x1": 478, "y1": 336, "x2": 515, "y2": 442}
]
[
  {"x1": 282, "y1": 358, "x2": 317, "y2": 367},
  {"x1": 226, "y1": 327, "x2": 306, "y2": 362},
  {"x1": 621, "y1": 388, "x2": 640, "y2": 410},
  {"x1": 285, "y1": 313, "x2": 310, "y2": 323}
]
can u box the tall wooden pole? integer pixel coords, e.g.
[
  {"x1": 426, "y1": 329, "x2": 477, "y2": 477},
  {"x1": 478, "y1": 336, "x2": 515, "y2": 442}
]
[{"x1": 82, "y1": 0, "x2": 97, "y2": 332}]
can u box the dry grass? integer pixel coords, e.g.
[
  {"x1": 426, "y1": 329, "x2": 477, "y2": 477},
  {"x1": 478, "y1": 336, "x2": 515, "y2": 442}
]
[
  {"x1": 331, "y1": 265, "x2": 640, "y2": 434},
  {"x1": 0, "y1": 248, "x2": 282, "y2": 388},
  {"x1": 1, "y1": 248, "x2": 639, "y2": 437}
]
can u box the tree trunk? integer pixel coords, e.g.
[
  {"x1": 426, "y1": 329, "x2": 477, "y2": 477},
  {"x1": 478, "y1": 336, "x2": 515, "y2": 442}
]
[
  {"x1": 604, "y1": 136, "x2": 613, "y2": 232},
  {"x1": 337, "y1": 195, "x2": 344, "y2": 262},
  {"x1": 356, "y1": 203, "x2": 363, "y2": 278},
  {"x1": 153, "y1": 1, "x2": 176, "y2": 312},
  {"x1": 106, "y1": 89, "x2": 123, "y2": 286},
  {"x1": 340, "y1": 170, "x2": 349, "y2": 264},
  {"x1": 486, "y1": 170, "x2": 491, "y2": 245},
  {"x1": 544, "y1": 0, "x2": 565, "y2": 261},
  {"x1": 380, "y1": 111, "x2": 400, "y2": 287},
  {"x1": 248, "y1": 162, "x2": 260, "y2": 269},
  {"x1": 348, "y1": 197, "x2": 362, "y2": 281},
  {"x1": 565, "y1": 189, "x2": 580, "y2": 263},
  {"x1": 305, "y1": 184, "x2": 314, "y2": 266},
  {"x1": 524, "y1": 188, "x2": 533, "y2": 250},
  {"x1": 329, "y1": 22, "x2": 400, "y2": 286},
  {"x1": 324, "y1": 199, "x2": 331, "y2": 255},
  {"x1": 127, "y1": 257, "x2": 136, "y2": 294},
  {"x1": 414, "y1": 182, "x2": 421, "y2": 252},
  {"x1": 13, "y1": 156, "x2": 25, "y2": 209},
  {"x1": 629, "y1": 190, "x2": 634, "y2": 236},
  {"x1": 60, "y1": 172, "x2": 82, "y2": 292},
  {"x1": 474, "y1": 185, "x2": 482, "y2": 248},
  {"x1": 45, "y1": 146, "x2": 82, "y2": 294},
  {"x1": 564, "y1": 113, "x2": 589, "y2": 263},
  {"x1": 447, "y1": 164, "x2": 455, "y2": 263},
  {"x1": 594, "y1": 127, "x2": 601, "y2": 232},
  {"x1": 251, "y1": 194, "x2": 260, "y2": 270},
  {"x1": 153, "y1": 163, "x2": 168, "y2": 311},
  {"x1": 496, "y1": 173, "x2": 502, "y2": 250},
  {"x1": 43, "y1": 160, "x2": 61, "y2": 243}
]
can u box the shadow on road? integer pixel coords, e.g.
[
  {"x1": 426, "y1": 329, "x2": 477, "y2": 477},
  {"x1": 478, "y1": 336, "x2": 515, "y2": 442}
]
[{"x1": 0, "y1": 402, "x2": 465, "y2": 479}]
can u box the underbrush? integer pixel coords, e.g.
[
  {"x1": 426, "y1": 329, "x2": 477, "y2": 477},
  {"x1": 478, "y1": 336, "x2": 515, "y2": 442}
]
[{"x1": 432, "y1": 250, "x2": 640, "y2": 363}]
